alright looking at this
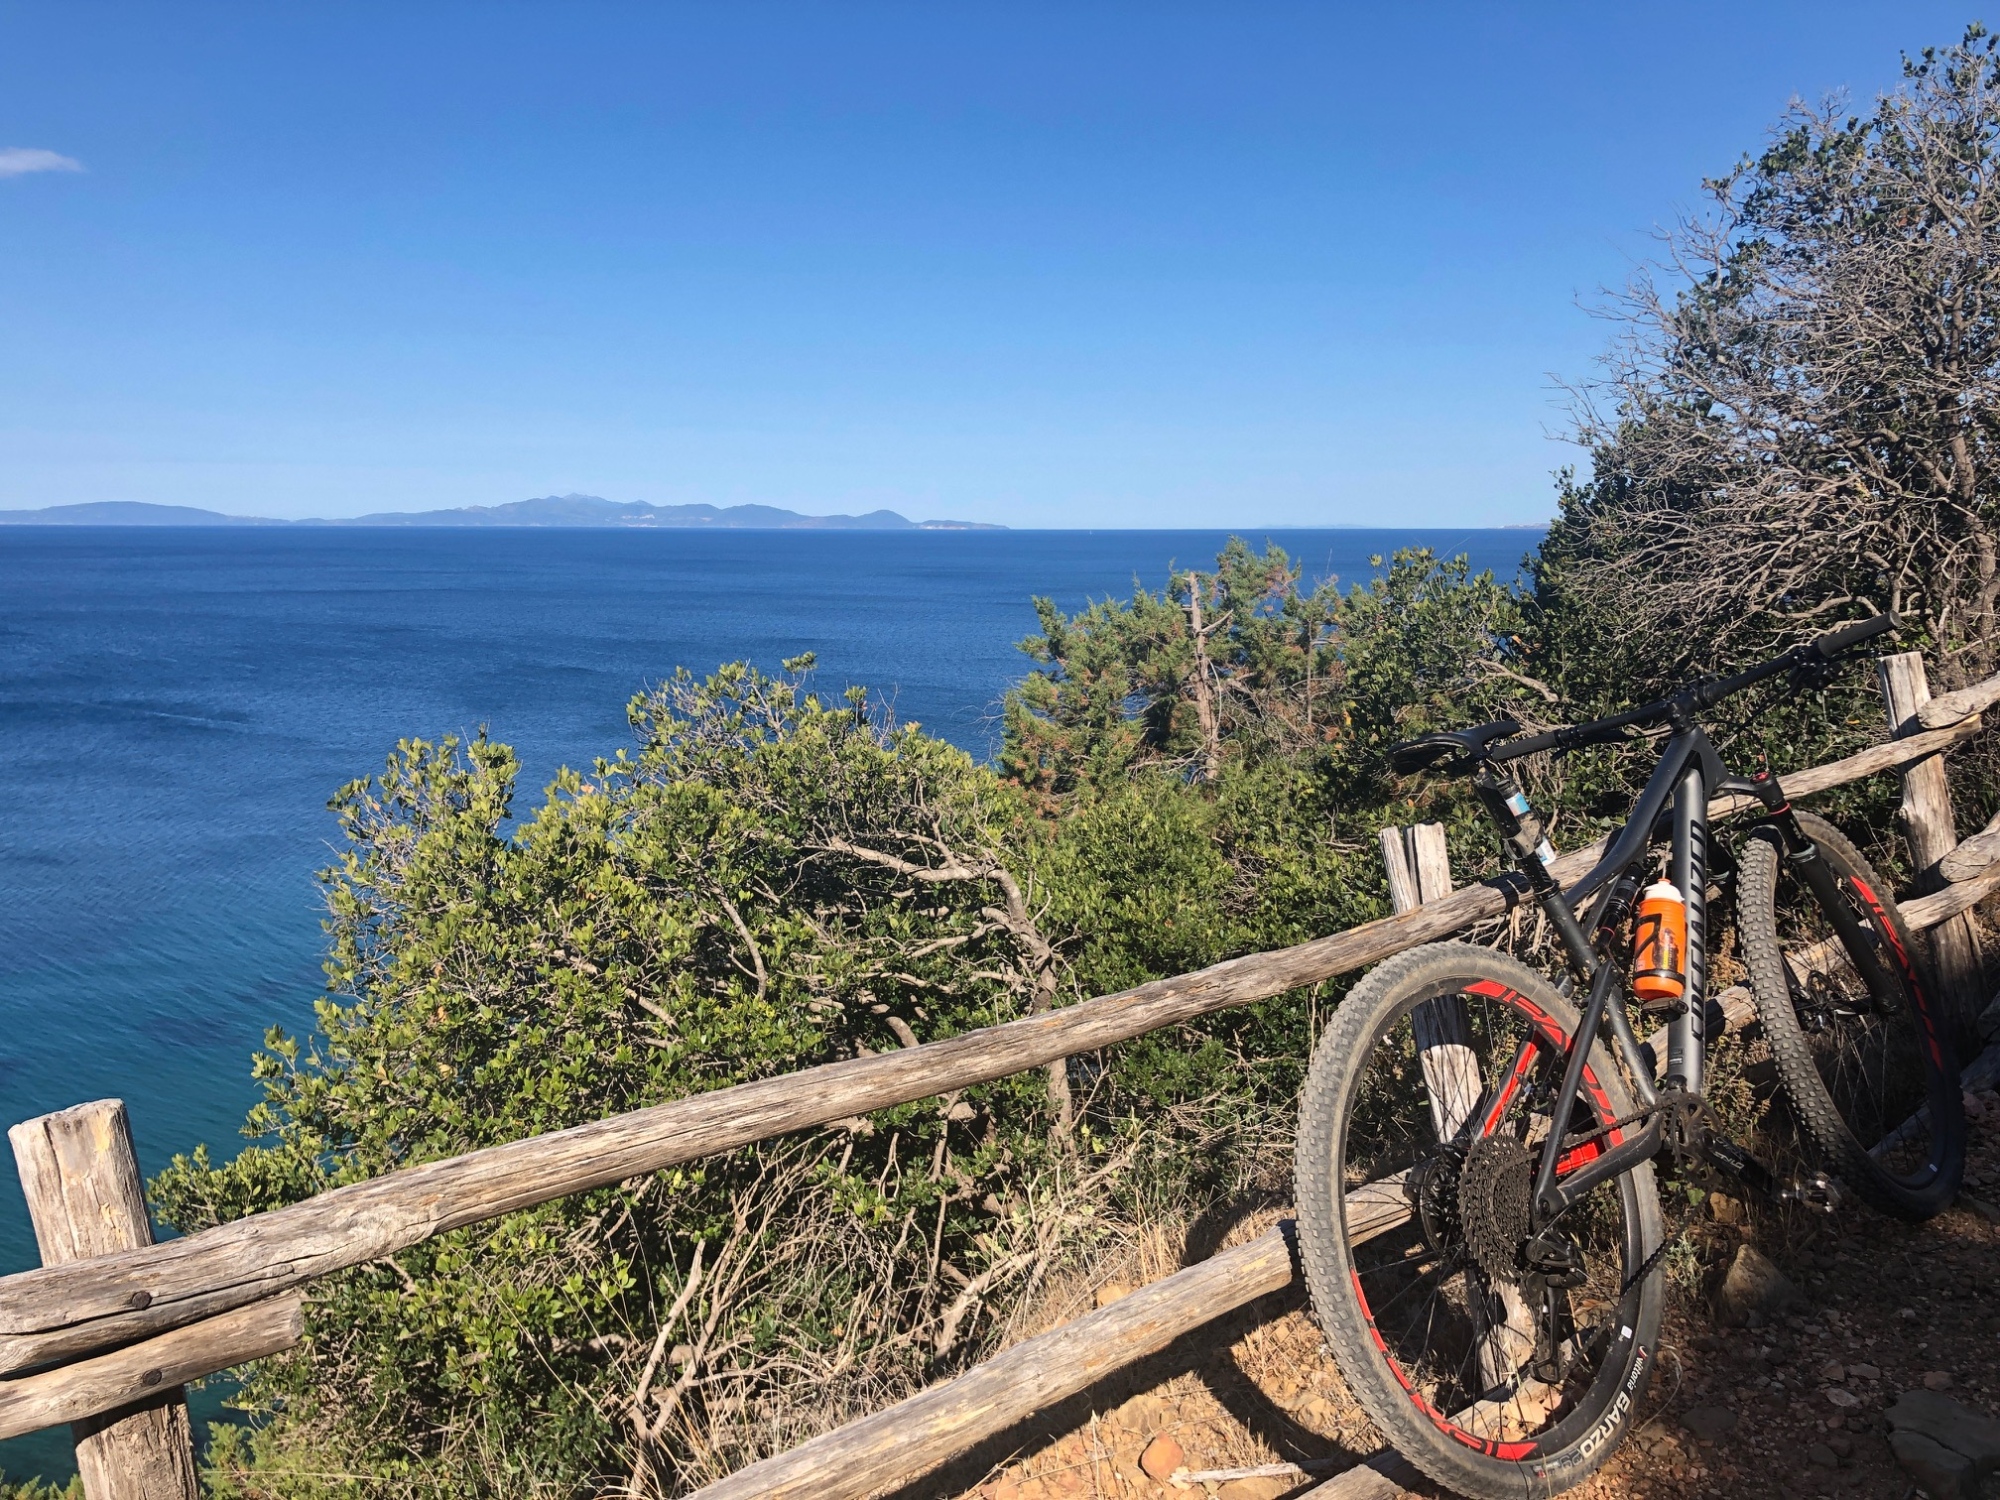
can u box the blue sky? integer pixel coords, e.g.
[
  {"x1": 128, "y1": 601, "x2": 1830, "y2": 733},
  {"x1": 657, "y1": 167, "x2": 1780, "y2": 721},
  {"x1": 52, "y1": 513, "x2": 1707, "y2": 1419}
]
[{"x1": 0, "y1": 4, "x2": 1985, "y2": 526}]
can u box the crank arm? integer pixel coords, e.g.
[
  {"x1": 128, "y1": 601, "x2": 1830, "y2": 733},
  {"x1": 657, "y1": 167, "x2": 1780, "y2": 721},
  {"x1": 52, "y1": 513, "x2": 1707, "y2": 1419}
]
[{"x1": 1704, "y1": 1137, "x2": 1843, "y2": 1212}]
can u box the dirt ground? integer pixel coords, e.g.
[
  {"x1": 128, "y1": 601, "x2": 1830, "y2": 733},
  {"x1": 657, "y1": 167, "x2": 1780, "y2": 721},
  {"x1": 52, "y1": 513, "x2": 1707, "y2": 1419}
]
[{"x1": 931, "y1": 1088, "x2": 2000, "y2": 1500}]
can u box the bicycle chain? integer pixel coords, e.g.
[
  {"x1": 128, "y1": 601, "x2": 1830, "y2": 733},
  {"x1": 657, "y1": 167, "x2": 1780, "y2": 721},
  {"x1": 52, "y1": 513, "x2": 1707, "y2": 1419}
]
[
  {"x1": 1621, "y1": 1225, "x2": 1678, "y2": 1297},
  {"x1": 1544, "y1": 1095, "x2": 1704, "y2": 1299},
  {"x1": 1555, "y1": 1088, "x2": 1711, "y2": 1158}
]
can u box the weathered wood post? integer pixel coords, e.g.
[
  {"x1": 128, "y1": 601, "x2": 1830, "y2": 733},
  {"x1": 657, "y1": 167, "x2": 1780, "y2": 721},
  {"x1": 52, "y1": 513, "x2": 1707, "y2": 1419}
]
[
  {"x1": 1879, "y1": 652, "x2": 1986, "y2": 1044},
  {"x1": 8, "y1": 1101, "x2": 200, "y2": 1500},
  {"x1": 1378, "y1": 824, "x2": 1478, "y2": 1137},
  {"x1": 1377, "y1": 823, "x2": 1533, "y2": 1385}
]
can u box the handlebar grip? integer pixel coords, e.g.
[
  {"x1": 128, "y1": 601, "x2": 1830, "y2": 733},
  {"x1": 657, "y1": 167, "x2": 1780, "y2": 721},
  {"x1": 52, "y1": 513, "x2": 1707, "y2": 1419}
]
[{"x1": 1810, "y1": 611, "x2": 1900, "y2": 658}]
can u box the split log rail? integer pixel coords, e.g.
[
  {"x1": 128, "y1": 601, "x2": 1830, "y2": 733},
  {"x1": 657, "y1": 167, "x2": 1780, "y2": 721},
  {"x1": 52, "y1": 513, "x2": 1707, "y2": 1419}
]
[{"x1": 5, "y1": 651, "x2": 2000, "y2": 1499}]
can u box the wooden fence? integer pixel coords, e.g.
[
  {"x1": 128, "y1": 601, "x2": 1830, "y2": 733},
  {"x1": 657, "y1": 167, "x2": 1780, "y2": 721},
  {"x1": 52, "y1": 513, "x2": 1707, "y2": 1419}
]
[{"x1": 7, "y1": 652, "x2": 2000, "y2": 1500}]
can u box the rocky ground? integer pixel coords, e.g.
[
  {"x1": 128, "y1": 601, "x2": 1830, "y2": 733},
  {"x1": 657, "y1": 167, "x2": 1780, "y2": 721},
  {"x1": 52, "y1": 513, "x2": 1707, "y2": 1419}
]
[{"x1": 936, "y1": 1086, "x2": 2000, "y2": 1500}]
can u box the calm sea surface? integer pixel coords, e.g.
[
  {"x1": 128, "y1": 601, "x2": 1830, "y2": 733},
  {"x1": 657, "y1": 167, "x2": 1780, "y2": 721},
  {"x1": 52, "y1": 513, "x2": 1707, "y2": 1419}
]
[{"x1": 0, "y1": 525, "x2": 1534, "y2": 1477}]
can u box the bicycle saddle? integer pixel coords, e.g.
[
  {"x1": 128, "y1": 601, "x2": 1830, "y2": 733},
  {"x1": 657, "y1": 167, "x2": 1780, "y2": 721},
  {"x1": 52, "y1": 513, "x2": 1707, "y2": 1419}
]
[{"x1": 1387, "y1": 718, "x2": 1522, "y2": 775}]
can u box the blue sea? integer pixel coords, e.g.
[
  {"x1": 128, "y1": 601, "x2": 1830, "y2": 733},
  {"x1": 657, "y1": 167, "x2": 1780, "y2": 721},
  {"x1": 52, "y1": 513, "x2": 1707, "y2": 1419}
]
[{"x1": 0, "y1": 524, "x2": 1535, "y2": 1478}]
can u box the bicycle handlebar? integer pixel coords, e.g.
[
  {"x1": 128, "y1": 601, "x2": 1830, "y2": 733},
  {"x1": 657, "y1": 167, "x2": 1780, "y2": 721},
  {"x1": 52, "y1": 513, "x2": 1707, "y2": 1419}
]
[
  {"x1": 1809, "y1": 610, "x2": 1901, "y2": 658},
  {"x1": 1477, "y1": 611, "x2": 1901, "y2": 767}
]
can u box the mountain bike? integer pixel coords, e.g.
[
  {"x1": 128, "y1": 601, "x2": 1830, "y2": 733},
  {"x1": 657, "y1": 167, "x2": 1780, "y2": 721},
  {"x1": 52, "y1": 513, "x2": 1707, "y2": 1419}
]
[{"x1": 1293, "y1": 614, "x2": 1967, "y2": 1499}]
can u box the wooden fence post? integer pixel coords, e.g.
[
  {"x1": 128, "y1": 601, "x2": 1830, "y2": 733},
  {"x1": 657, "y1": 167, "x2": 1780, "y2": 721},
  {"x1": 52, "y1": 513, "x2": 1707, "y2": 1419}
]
[
  {"x1": 1381, "y1": 824, "x2": 1535, "y2": 1381},
  {"x1": 1879, "y1": 652, "x2": 1986, "y2": 1044},
  {"x1": 8, "y1": 1102, "x2": 200, "y2": 1500},
  {"x1": 1378, "y1": 826, "x2": 1478, "y2": 1137}
]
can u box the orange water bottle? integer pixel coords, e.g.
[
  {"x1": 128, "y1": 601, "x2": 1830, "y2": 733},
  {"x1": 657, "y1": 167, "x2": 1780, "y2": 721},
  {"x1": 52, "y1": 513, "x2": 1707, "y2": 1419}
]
[{"x1": 1631, "y1": 880, "x2": 1687, "y2": 1007}]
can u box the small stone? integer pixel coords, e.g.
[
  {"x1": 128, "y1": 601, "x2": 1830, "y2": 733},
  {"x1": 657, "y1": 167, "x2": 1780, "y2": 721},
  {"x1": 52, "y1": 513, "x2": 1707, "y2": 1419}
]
[
  {"x1": 1111, "y1": 1392, "x2": 1166, "y2": 1434},
  {"x1": 1827, "y1": 1435, "x2": 1852, "y2": 1458},
  {"x1": 1716, "y1": 1244, "x2": 1806, "y2": 1327},
  {"x1": 1850, "y1": 1362, "x2": 1881, "y2": 1380},
  {"x1": 1093, "y1": 1282, "x2": 1133, "y2": 1309},
  {"x1": 1819, "y1": 1360, "x2": 1846, "y2": 1382},
  {"x1": 1137, "y1": 1434, "x2": 1183, "y2": 1483},
  {"x1": 1924, "y1": 1369, "x2": 1955, "y2": 1391},
  {"x1": 1216, "y1": 1481, "x2": 1288, "y2": 1500},
  {"x1": 1682, "y1": 1406, "x2": 1739, "y2": 1442},
  {"x1": 1806, "y1": 1442, "x2": 1838, "y2": 1468},
  {"x1": 1646, "y1": 1428, "x2": 1686, "y2": 1457},
  {"x1": 1899, "y1": 1306, "x2": 1919, "y2": 1320},
  {"x1": 1825, "y1": 1387, "x2": 1860, "y2": 1409}
]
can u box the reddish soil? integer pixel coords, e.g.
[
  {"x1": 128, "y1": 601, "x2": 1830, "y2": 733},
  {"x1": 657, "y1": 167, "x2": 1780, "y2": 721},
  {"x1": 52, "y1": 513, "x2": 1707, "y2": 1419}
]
[{"x1": 937, "y1": 1089, "x2": 2000, "y2": 1500}]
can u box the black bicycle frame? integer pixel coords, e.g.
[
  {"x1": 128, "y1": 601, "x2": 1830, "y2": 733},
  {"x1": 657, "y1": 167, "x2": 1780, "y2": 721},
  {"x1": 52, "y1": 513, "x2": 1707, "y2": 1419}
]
[
  {"x1": 1516, "y1": 722, "x2": 1711, "y2": 1224},
  {"x1": 1510, "y1": 716, "x2": 1907, "y2": 1229}
]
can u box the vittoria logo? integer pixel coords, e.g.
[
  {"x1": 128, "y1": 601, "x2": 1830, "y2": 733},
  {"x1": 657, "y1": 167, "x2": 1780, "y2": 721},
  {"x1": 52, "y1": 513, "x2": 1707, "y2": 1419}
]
[{"x1": 1625, "y1": 1345, "x2": 1649, "y2": 1392}]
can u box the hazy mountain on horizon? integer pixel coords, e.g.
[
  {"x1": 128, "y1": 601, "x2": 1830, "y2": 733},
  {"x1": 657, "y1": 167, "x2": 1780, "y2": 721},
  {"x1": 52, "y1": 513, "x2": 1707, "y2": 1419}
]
[
  {"x1": 0, "y1": 496, "x2": 1005, "y2": 530},
  {"x1": 0, "y1": 501, "x2": 289, "y2": 526},
  {"x1": 326, "y1": 495, "x2": 1002, "y2": 529}
]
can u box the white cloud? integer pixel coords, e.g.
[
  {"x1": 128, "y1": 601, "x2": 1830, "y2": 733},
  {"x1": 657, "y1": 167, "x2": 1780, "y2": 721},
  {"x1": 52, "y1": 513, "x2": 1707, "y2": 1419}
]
[{"x1": 0, "y1": 147, "x2": 84, "y2": 178}]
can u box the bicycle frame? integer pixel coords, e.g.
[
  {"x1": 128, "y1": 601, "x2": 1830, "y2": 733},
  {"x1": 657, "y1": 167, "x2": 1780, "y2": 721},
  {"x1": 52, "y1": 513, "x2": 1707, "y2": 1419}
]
[
  {"x1": 1498, "y1": 716, "x2": 1902, "y2": 1231},
  {"x1": 1514, "y1": 722, "x2": 1709, "y2": 1226}
]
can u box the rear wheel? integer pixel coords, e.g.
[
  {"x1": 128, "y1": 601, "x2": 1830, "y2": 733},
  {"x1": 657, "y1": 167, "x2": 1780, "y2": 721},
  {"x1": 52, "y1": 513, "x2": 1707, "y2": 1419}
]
[
  {"x1": 1738, "y1": 811, "x2": 1964, "y2": 1219},
  {"x1": 1295, "y1": 943, "x2": 1663, "y2": 1500}
]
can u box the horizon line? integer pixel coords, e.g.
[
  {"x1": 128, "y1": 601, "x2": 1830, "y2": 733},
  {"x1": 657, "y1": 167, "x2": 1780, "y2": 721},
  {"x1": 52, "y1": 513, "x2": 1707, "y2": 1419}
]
[{"x1": 0, "y1": 498, "x2": 1553, "y2": 532}]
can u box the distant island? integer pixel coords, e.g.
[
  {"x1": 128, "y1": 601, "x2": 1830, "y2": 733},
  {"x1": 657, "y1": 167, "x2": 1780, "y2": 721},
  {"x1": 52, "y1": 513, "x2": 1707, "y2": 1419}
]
[{"x1": 0, "y1": 496, "x2": 1005, "y2": 530}]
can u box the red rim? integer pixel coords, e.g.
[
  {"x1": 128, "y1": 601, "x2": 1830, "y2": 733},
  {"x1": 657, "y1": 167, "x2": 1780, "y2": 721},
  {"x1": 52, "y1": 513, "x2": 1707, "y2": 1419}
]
[{"x1": 1345, "y1": 979, "x2": 1624, "y2": 1463}]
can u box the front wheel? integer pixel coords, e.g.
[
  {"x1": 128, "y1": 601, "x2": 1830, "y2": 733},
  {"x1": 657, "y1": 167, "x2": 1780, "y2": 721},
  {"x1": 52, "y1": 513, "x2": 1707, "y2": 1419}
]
[
  {"x1": 1738, "y1": 810, "x2": 1964, "y2": 1219},
  {"x1": 1295, "y1": 944, "x2": 1664, "y2": 1500}
]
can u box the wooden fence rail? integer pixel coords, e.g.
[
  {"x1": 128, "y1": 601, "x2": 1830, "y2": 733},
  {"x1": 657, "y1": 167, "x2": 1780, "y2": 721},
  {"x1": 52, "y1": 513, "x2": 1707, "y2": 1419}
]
[{"x1": 6, "y1": 656, "x2": 2000, "y2": 1497}]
